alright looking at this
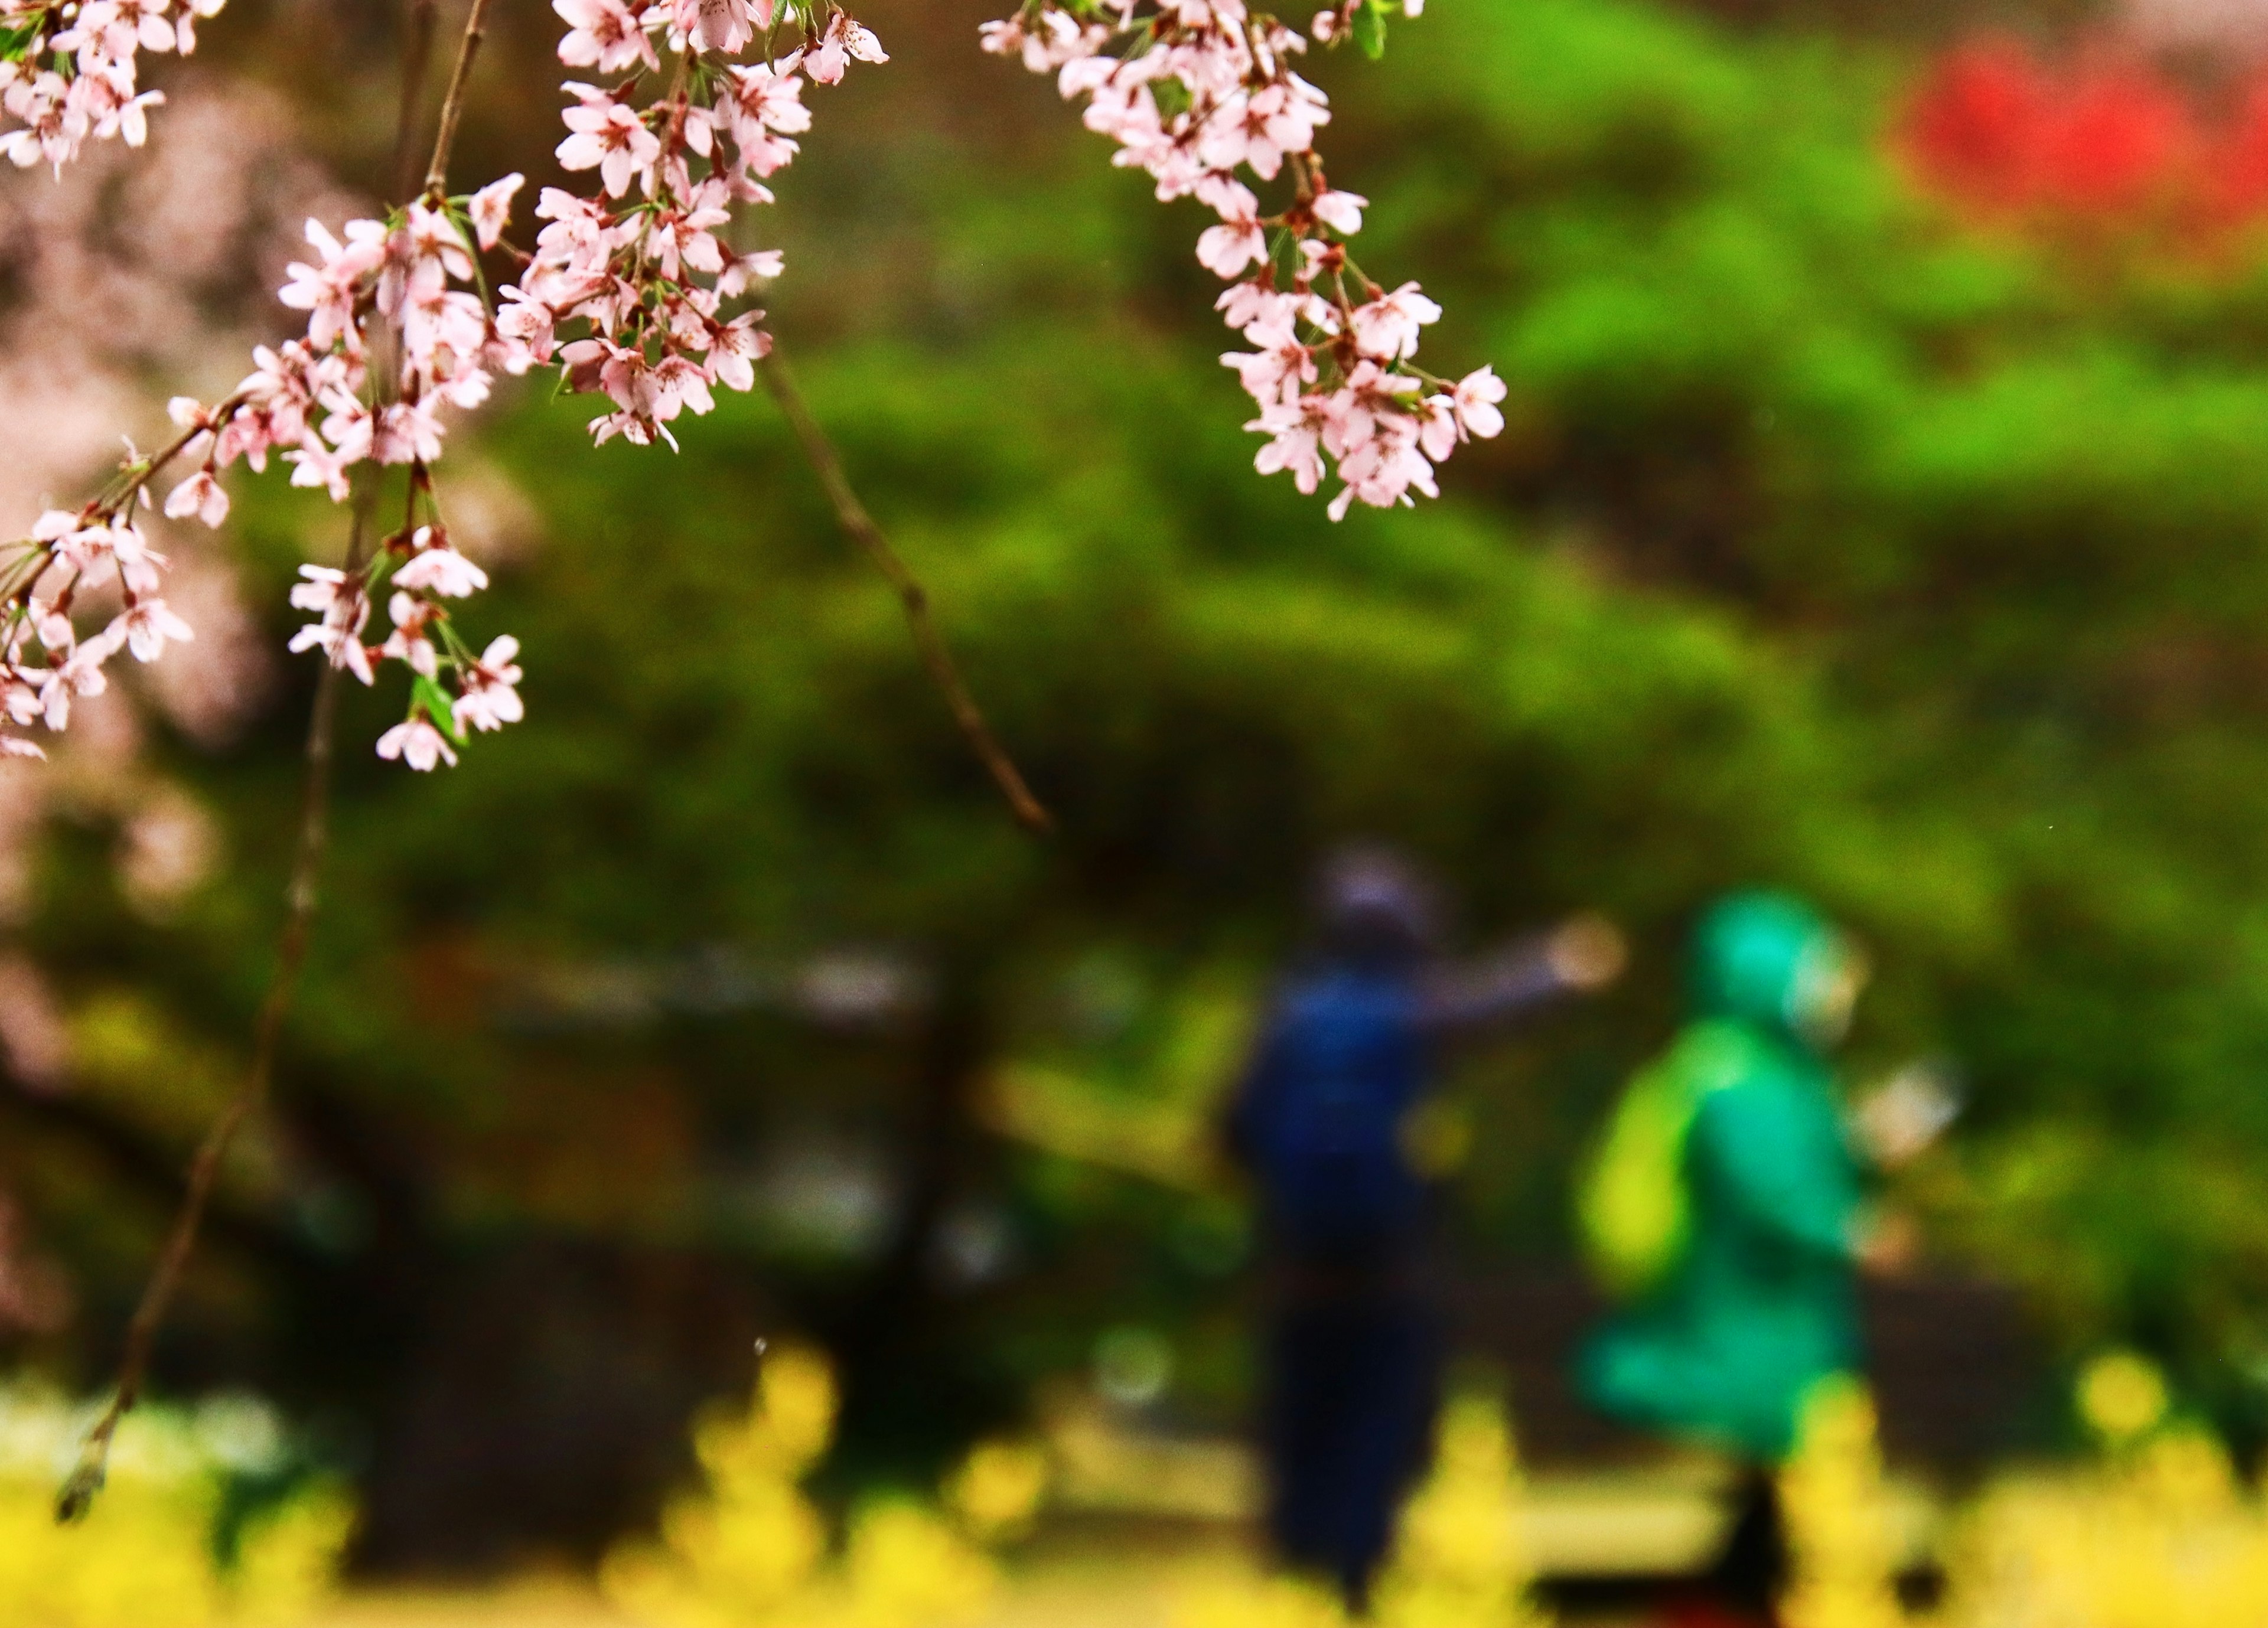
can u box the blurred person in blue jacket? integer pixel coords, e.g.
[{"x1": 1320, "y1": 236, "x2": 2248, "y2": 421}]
[{"x1": 1227, "y1": 847, "x2": 1625, "y2": 1612}]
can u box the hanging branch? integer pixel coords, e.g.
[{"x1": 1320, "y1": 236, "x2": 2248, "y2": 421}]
[
  {"x1": 758, "y1": 349, "x2": 1052, "y2": 834},
  {"x1": 389, "y1": 0, "x2": 441, "y2": 199},
  {"x1": 420, "y1": 0, "x2": 489, "y2": 198},
  {"x1": 54, "y1": 0, "x2": 494, "y2": 1523},
  {"x1": 54, "y1": 498, "x2": 368, "y2": 1521}
]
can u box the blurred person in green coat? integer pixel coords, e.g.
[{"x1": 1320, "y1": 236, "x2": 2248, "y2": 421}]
[{"x1": 1576, "y1": 891, "x2": 1912, "y2": 1625}]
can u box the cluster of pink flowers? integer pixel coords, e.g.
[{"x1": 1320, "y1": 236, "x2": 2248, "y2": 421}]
[
  {"x1": 0, "y1": 487, "x2": 197, "y2": 759},
  {"x1": 286, "y1": 519, "x2": 522, "y2": 772},
  {"x1": 0, "y1": 0, "x2": 223, "y2": 172},
  {"x1": 982, "y1": 0, "x2": 1504, "y2": 517},
  {"x1": 138, "y1": 178, "x2": 531, "y2": 769},
  {"x1": 498, "y1": 0, "x2": 883, "y2": 447},
  {"x1": 4, "y1": 3, "x2": 888, "y2": 767},
  {"x1": 1, "y1": 0, "x2": 1491, "y2": 768}
]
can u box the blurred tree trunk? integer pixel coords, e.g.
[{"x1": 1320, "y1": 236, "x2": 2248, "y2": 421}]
[{"x1": 824, "y1": 955, "x2": 1002, "y2": 1478}]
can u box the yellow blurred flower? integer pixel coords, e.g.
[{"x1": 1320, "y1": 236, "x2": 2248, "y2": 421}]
[
  {"x1": 1941, "y1": 1363, "x2": 2268, "y2": 1628},
  {"x1": 1779, "y1": 1376, "x2": 1900, "y2": 1628},
  {"x1": 842, "y1": 1499, "x2": 998, "y2": 1628},
  {"x1": 607, "y1": 1343, "x2": 1030, "y2": 1628},
  {"x1": 2077, "y1": 1351, "x2": 2169, "y2": 1444},
  {"x1": 946, "y1": 1440, "x2": 1048, "y2": 1541}
]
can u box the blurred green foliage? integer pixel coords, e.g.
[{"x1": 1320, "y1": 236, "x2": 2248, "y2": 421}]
[{"x1": 19, "y1": 0, "x2": 2268, "y2": 1545}]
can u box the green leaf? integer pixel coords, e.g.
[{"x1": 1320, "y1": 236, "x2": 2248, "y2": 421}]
[
  {"x1": 1351, "y1": 0, "x2": 1388, "y2": 59},
  {"x1": 0, "y1": 20, "x2": 41, "y2": 62},
  {"x1": 412, "y1": 674, "x2": 466, "y2": 745}
]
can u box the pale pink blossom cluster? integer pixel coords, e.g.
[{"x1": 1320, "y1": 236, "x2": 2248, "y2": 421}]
[
  {"x1": 982, "y1": 0, "x2": 1504, "y2": 517},
  {"x1": 0, "y1": 479, "x2": 197, "y2": 759},
  {"x1": 4, "y1": 0, "x2": 1481, "y2": 771},
  {"x1": 0, "y1": 0, "x2": 222, "y2": 172},
  {"x1": 4, "y1": 3, "x2": 886, "y2": 769},
  {"x1": 497, "y1": 0, "x2": 884, "y2": 447},
  {"x1": 286, "y1": 520, "x2": 523, "y2": 771},
  {"x1": 138, "y1": 178, "x2": 533, "y2": 768}
]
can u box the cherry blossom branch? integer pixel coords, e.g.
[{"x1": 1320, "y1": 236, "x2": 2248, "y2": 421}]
[
  {"x1": 0, "y1": 394, "x2": 245, "y2": 757},
  {"x1": 758, "y1": 348, "x2": 1051, "y2": 834},
  {"x1": 54, "y1": 0, "x2": 484, "y2": 1517},
  {"x1": 980, "y1": 0, "x2": 1506, "y2": 517},
  {"x1": 19, "y1": 0, "x2": 1498, "y2": 1511},
  {"x1": 107, "y1": 397, "x2": 247, "y2": 513}
]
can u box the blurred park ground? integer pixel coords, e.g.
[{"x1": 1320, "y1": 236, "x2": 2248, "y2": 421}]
[{"x1": 19, "y1": 0, "x2": 2268, "y2": 1616}]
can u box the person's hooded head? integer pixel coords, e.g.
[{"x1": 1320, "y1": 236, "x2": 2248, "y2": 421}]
[
  {"x1": 1314, "y1": 846, "x2": 1441, "y2": 973},
  {"x1": 1689, "y1": 890, "x2": 1865, "y2": 1050}
]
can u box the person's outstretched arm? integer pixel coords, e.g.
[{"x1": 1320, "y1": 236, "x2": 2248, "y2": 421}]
[{"x1": 1419, "y1": 913, "x2": 1626, "y2": 1035}]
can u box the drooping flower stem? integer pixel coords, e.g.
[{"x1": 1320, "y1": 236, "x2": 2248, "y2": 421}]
[
  {"x1": 55, "y1": 484, "x2": 378, "y2": 1523},
  {"x1": 757, "y1": 348, "x2": 1052, "y2": 834},
  {"x1": 390, "y1": 0, "x2": 442, "y2": 198},
  {"x1": 54, "y1": 0, "x2": 490, "y2": 1521},
  {"x1": 423, "y1": 0, "x2": 496, "y2": 198}
]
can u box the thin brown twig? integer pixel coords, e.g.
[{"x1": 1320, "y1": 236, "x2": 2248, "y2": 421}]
[
  {"x1": 757, "y1": 348, "x2": 1052, "y2": 834},
  {"x1": 57, "y1": 0, "x2": 471, "y2": 1523},
  {"x1": 422, "y1": 0, "x2": 495, "y2": 197},
  {"x1": 390, "y1": 0, "x2": 442, "y2": 201},
  {"x1": 57, "y1": 485, "x2": 378, "y2": 1523},
  {"x1": 100, "y1": 392, "x2": 249, "y2": 514}
]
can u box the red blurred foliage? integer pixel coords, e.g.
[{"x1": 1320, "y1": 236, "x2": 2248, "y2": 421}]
[{"x1": 1897, "y1": 37, "x2": 2268, "y2": 249}]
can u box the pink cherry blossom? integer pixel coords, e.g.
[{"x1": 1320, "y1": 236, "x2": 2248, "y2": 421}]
[
  {"x1": 163, "y1": 470, "x2": 230, "y2": 528},
  {"x1": 377, "y1": 591, "x2": 439, "y2": 678},
  {"x1": 1247, "y1": 400, "x2": 1326, "y2": 494},
  {"x1": 288, "y1": 618, "x2": 376, "y2": 687},
  {"x1": 804, "y1": 11, "x2": 886, "y2": 84},
  {"x1": 554, "y1": 0, "x2": 659, "y2": 74},
  {"x1": 468, "y1": 173, "x2": 526, "y2": 250},
  {"x1": 716, "y1": 249, "x2": 784, "y2": 298},
  {"x1": 106, "y1": 522, "x2": 167, "y2": 595},
  {"x1": 1311, "y1": 188, "x2": 1365, "y2": 235},
  {"x1": 1216, "y1": 280, "x2": 1299, "y2": 334},
  {"x1": 1197, "y1": 215, "x2": 1267, "y2": 279},
  {"x1": 1350, "y1": 281, "x2": 1442, "y2": 361},
  {"x1": 112, "y1": 598, "x2": 195, "y2": 663},
  {"x1": 37, "y1": 627, "x2": 125, "y2": 731},
  {"x1": 558, "y1": 87, "x2": 663, "y2": 198},
  {"x1": 392, "y1": 533, "x2": 489, "y2": 598},
  {"x1": 376, "y1": 717, "x2": 458, "y2": 771},
  {"x1": 1450, "y1": 365, "x2": 1507, "y2": 439},
  {"x1": 287, "y1": 563, "x2": 376, "y2": 685},
  {"x1": 284, "y1": 439, "x2": 357, "y2": 501},
  {"x1": 708, "y1": 312, "x2": 770, "y2": 390},
  {"x1": 289, "y1": 565, "x2": 354, "y2": 618},
  {"x1": 676, "y1": 0, "x2": 758, "y2": 56},
  {"x1": 1415, "y1": 393, "x2": 1460, "y2": 463},
  {"x1": 453, "y1": 636, "x2": 526, "y2": 733},
  {"x1": 279, "y1": 218, "x2": 386, "y2": 349}
]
